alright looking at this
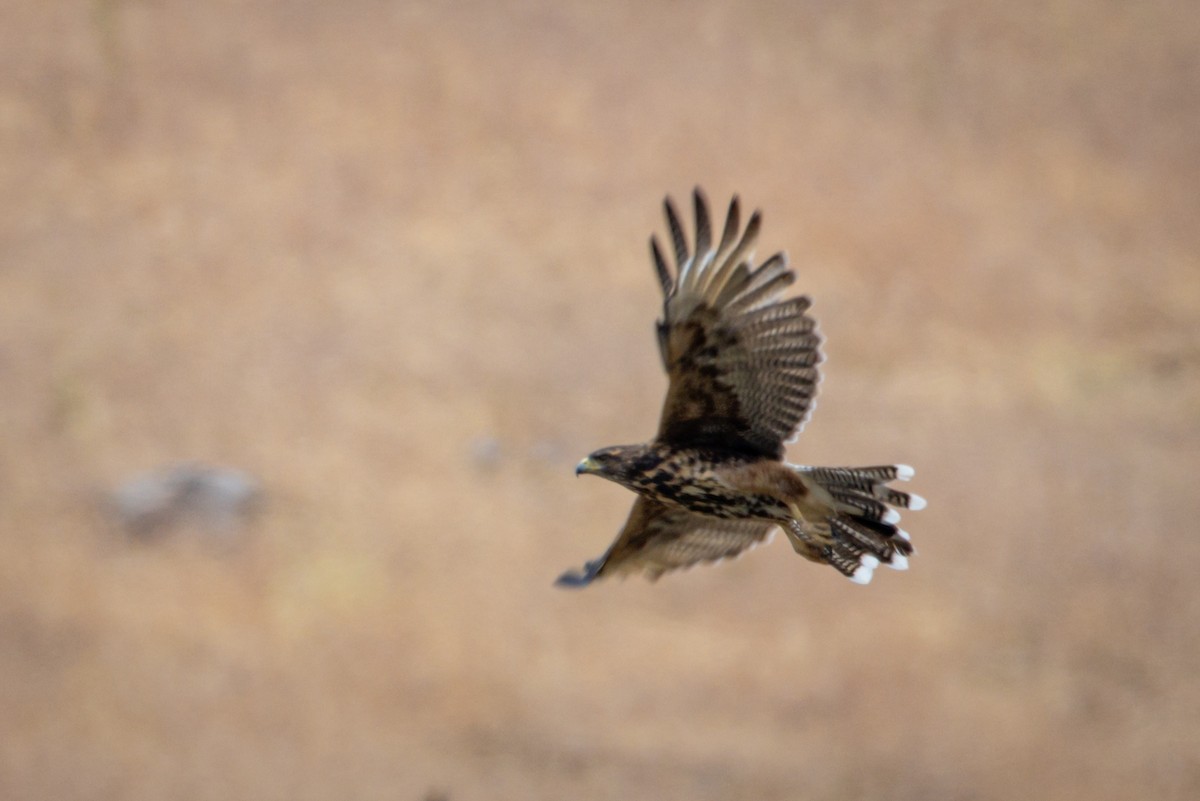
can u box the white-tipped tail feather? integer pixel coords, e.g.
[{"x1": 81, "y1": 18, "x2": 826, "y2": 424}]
[
  {"x1": 850, "y1": 564, "x2": 875, "y2": 584},
  {"x1": 790, "y1": 463, "x2": 923, "y2": 583},
  {"x1": 850, "y1": 553, "x2": 880, "y2": 584}
]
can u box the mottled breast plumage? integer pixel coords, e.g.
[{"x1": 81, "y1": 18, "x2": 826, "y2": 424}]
[{"x1": 619, "y1": 448, "x2": 794, "y2": 522}]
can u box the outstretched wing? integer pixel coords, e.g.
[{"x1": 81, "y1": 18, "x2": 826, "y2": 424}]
[
  {"x1": 651, "y1": 189, "x2": 822, "y2": 460},
  {"x1": 556, "y1": 497, "x2": 777, "y2": 587}
]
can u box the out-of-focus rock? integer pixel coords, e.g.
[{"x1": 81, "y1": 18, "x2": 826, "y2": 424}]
[
  {"x1": 468, "y1": 436, "x2": 504, "y2": 472},
  {"x1": 110, "y1": 463, "x2": 263, "y2": 539}
]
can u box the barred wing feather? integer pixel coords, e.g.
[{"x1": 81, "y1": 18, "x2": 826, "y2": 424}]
[{"x1": 652, "y1": 189, "x2": 822, "y2": 460}]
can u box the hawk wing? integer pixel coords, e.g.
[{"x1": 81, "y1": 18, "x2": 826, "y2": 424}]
[
  {"x1": 556, "y1": 497, "x2": 777, "y2": 586},
  {"x1": 651, "y1": 189, "x2": 822, "y2": 460}
]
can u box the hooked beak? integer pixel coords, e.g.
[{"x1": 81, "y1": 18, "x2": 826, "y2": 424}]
[{"x1": 575, "y1": 456, "x2": 598, "y2": 476}]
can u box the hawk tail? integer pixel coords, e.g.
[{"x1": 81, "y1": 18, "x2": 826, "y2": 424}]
[{"x1": 789, "y1": 464, "x2": 924, "y2": 584}]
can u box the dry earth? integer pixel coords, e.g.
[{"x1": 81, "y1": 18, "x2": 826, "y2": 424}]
[{"x1": 2, "y1": 1, "x2": 1199, "y2": 799}]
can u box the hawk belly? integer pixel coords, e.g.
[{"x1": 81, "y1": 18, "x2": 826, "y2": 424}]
[{"x1": 623, "y1": 449, "x2": 796, "y2": 522}]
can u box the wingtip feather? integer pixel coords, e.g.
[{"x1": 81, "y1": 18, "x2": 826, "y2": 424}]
[
  {"x1": 692, "y1": 188, "x2": 712, "y2": 258},
  {"x1": 554, "y1": 571, "x2": 592, "y2": 588},
  {"x1": 717, "y1": 195, "x2": 741, "y2": 256},
  {"x1": 555, "y1": 557, "x2": 604, "y2": 588},
  {"x1": 663, "y1": 196, "x2": 689, "y2": 274},
  {"x1": 650, "y1": 236, "x2": 673, "y2": 297}
]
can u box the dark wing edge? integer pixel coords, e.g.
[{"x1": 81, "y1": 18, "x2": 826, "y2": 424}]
[
  {"x1": 651, "y1": 188, "x2": 823, "y2": 459},
  {"x1": 555, "y1": 497, "x2": 777, "y2": 588}
]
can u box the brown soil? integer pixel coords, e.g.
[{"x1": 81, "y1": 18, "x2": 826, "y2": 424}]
[{"x1": 3, "y1": 2, "x2": 1199, "y2": 799}]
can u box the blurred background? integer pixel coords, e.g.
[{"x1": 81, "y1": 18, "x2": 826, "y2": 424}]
[{"x1": 3, "y1": 1, "x2": 1199, "y2": 799}]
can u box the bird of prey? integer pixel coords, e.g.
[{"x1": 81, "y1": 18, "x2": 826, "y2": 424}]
[{"x1": 558, "y1": 189, "x2": 924, "y2": 587}]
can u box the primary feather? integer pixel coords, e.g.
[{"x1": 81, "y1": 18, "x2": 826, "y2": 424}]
[{"x1": 653, "y1": 190, "x2": 822, "y2": 460}]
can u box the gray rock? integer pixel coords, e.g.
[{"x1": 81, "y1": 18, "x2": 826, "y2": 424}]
[
  {"x1": 111, "y1": 462, "x2": 262, "y2": 538},
  {"x1": 468, "y1": 436, "x2": 504, "y2": 472}
]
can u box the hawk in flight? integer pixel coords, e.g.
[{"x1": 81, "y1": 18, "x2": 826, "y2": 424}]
[{"x1": 558, "y1": 189, "x2": 923, "y2": 586}]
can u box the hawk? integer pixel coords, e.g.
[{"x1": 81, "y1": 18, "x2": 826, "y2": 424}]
[{"x1": 558, "y1": 189, "x2": 924, "y2": 586}]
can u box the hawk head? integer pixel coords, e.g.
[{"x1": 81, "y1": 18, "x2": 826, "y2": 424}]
[{"x1": 576, "y1": 444, "x2": 662, "y2": 487}]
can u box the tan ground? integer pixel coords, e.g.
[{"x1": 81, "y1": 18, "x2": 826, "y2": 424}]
[{"x1": 3, "y1": 1, "x2": 1199, "y2": 799}]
